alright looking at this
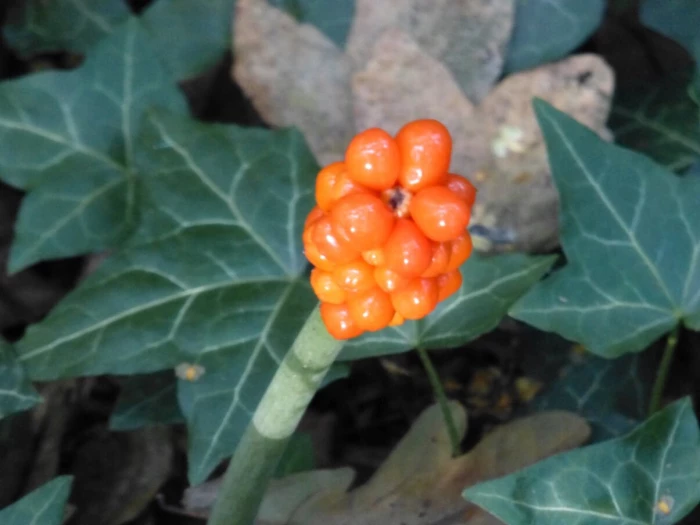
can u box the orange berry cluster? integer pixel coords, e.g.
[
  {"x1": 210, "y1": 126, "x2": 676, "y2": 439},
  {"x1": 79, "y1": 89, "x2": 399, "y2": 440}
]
[{"x1": 303, "y1": 119, "x2": 476, "y2": 340}]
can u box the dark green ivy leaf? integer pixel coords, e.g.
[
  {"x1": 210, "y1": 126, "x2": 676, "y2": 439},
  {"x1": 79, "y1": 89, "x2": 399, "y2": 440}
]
[
  {"x1": 504, "y1": 0, "x2": 606, "y2": 73},
  {"x1": 0, "y1": 476, "x2": 73, "y2": 525},
  {"x1": 0, "y1": 18, "x2": 187, "y2": 272},
  {"x1": 511, "y1": 101, "x2": 700, "y2": 358},
  {"x1": 340, "y1": 253, "x2": 555, "y2": 360},
  {"x1": 17, "y1": 109, "x2": 319, "y2": 484},
  {"x1": 0, "y1": 340, "x2": 40, "y2": 420},
  {"x1": 267, "y1": 0, "x2": 354, "y2": 47},
  {"x1": 464, "y1": 398, "x2": 700, "y2": 525},
  {"x1": 109, "y1": 371, "x2": 183, "y2": 431}
]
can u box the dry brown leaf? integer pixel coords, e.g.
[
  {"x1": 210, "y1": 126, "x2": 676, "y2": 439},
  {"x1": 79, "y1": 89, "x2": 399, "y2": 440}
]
[
  {"x1": 471, "y1": 54, "x2": 615, "y2": 253},
  {"x1": 352, "y1": 30, "x2": 489, "y2": 178},
  {"x1": 185, "y1": 403, "x2": 590, "y2": 524},
  {"x1": 233, "y1": 0, "x2": 354, "y2": 165},
  {"x1": 347, "y1": 0, "x2": 515, "y2": 102}
]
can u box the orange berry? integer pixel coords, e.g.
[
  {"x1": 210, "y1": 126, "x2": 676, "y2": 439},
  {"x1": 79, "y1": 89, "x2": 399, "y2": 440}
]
[
  {"x1": 362, "y1": 248, "x2": 386, "y2": 267},
  {"x1": 347, "y1": 287, "x2": 395, "y2": 331},
  {"x1": 330, "y1": 193, "x2": 395, "y2": 251},
  {"x1": 437, "y1": 270, "x2": 462, "y2": 301},
  {"x1": 311, "y1": 216, "x2": 359, "y2": 264},
  {"x1": 383, "y1": 219, "x2": 433, "y2": 277},
  {"x1": 389, "y1": 311, "x2": 405, "y2": 327},
  {"x1": 445, "y1": 173, "x2": 477, "y2": 207},
  {"x1": 409, "y1": 186, "x2": 471, "y2": 242},
  {"x1": 305, "y1": 205, "x2": 325, "y2": 229},
  {"x1": 374, "y1": 266, "x2": 412, "y2": 293},
  {"x1": 396, "y1": 119, "x2": 451, "y2": 191},
  {"x1": 320, "y1": 302, "x2": 364, "y2": 340},
  {"x1": 303, "y1": 225, "x2": 336, "y2": 271},
  {"x1": 446, "y1": 231, "x2": 473, "y2": 271},
  {"x1": 332, "y1": 259, "x2": 375, "y2": 293},
  {"x1": 345, "y1": 128, "x2": 400, "y2": 190},
  {"x1": 391, "y1": 278, "x2": 439, "y2": 320},
  {"x1": 421, "y1": 242, "x2": 450, "y2": 278},
  {"x1": 315, "y1": 162, "x2": 368, "y2": 211},
  {"x1": 310, "y1": 269, "x2": 346, "y2": 304}
]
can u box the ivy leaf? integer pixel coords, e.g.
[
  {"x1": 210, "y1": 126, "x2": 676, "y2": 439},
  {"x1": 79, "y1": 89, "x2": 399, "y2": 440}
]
[
  {"x1": 609, "y1": 72, "x2": 700, "y2": 172},
  {"x1": 4, "y1": 0, "x2": 234, "y2": 81},
  {"x1": 17, "y1": 109, "x2": 318, "y2": 484},
  {"x1": 268, "y1": 0, "x2": 354, "y2": 47},
  {"x1": 0, "y1": 18, "x2": 187, "y2": 272},
  {"x1": 109, "y1": 371, "x2": 183, "y2": 431},
  {"x1": 141, "y1": 0, "x2": 235, "y2": 79},
  {"x1": 0, "y1": 476, "x2": 73, "y2": 525},
  {"x1": 0, "y1": 340, "x2": 40, "y2": 420},
  {"x1": 504, "y1": 0, "x2": 606, "y2": 73},
  {"x1": 464, "y1": 398, "x2": 700, "y2": 525},
  {"x1": 4, "y1": 0, "x2": 129, "y2": 56},
  {"x1": 641, "y1": 0, "x2": 700, "y2": 54},
  {"x1": 533, "y1": 351, "x2": 656, "y2": 441},
  {"x1": 510, "y1": 101, "x2": 700, "y2": 358},
  {"x1": 340, "y1": 254, "x2": 555, "y2": 361}
]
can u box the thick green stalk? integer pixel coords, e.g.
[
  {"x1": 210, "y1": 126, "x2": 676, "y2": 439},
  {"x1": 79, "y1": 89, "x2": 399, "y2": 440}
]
[
  {"x1": 416, "y1": 346, "x2": 461, "y2": 456},
  {"x1": 648, "y1": 326, "x2": 680, "y2": 416},
  {"x1": 207, "y1": 306, "x2": 343, "y2": 525}
]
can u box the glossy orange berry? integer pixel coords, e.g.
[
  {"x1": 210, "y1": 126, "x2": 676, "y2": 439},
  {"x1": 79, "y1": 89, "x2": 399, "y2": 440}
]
[
  {"x1": 396, "y1": 119, "x2": 451, "y2": 191},
  {"x1": 305, "y1": 206, "x2": 325, "y2": 230},
  {"x1": 374, "y1": 266, "x2": 412, "y2": 293},
  {"x1": 437, "y1": 270, "x2": 462, "y2": 301},
  {"x1": 409, "y1": 186, "x2": 471, "y2": 242},
  {"x1": 315, "y1": 162, "x2": 369, "y2": 212},
  {"x1": 391, "y1": 277, "x2": 439, "y2": 320},
  {"x1": 345, "y1": 128, "x2": 400, "y2": 190},
  {"x1": 446, "y1": 231, "x2": 473, "y2": 271},
  {"x1": 332, "y1": 259, "x2": 375, "y2": 293},
  {"x1": 361, "y1": 248, "x2": 386, "y2": 267},
  {"x1": 310, "y1": 269, "x2": 346, "y2": 304},
  {"x1": 330, "y1": 193, "x2": 395, "y2": 251},
  {"x1": 303, "y1": 225, "x2": 336, "y2": 271},
  {"x1": 445, "y1": 173, "x2": 477, "y2": 207},
  {"x1": 383, "y1": 219, "x2": 433, "y2": 277},
  {"x1": 347, "y1": 287, "x2": 395, "y2": 331},
  {"x1": 320, "y1": 302, "x2": 364, "y2": 340},
  {"x1": 311, "y1": 216, "x2": 359, "y2": 264},
  {"x1": 389, "y1": 311, "x2": 405, "y2": 327},
  {"x1": 421, "y1": 242, "x2": 450, "y2": 278}
]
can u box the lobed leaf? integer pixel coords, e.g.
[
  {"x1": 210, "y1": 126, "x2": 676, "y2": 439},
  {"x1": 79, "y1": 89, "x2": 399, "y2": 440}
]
[
  {"x1": 464, "y1": 398, "x2": 700, "y2": 525},
  {"x1": 504, "y1": 0, "x2": 606, "y2": 73},
  {"x1": 340, "y1": 253, "x2": 556, "y2": 360},
  {"x1": 610, "y1": 72, "x2": 700, "y2": 172},
  {"x1": 17, "y1": 109, "x2": 319, "y2": 484},
  {"x1": 0, "y1": 340, "x2": 40, "y2": 420},
  {"x1": 109, "y1": 371, "x2": 183, "y2": 431},
  {"x1": 511, "y1": 101, "x2": 700, "y2": 358},
  {"x1": 0, "y1": 476, "x2": 73, "y2": 525},
  {"x1": 0, "y1": 18, "x2": 187, "y2": 272},
  {"x1": 4, "y1": 0, "x2": 129, "y2": 56}
]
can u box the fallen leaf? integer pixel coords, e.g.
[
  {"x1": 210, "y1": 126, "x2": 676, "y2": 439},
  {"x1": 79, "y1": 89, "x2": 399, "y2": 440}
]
[
  {"x1": 233, "y1": 0, "x2": 354, "y2": 165},
  {"x1": 351, "y1": 30, "x2": 490, "y2": 178},
  {"x1": 470, "y1": 54, "x2": 614, "y2": 253},
  {"x1": 186, "y1": 403, "x2": 590, "y2": 524},
  {"x1": 347, "y1": 0, "x2": 515, "y2": 102}
]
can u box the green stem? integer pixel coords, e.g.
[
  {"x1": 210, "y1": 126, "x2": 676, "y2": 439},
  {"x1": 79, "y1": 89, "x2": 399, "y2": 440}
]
[
  {"x1": 206, "y1": 305, "x2": 344, "y2": 525},
  {"x1": 416, "y1": 346, "x2": 461, "y2": 456},
  {"x1": 649, "y1": 326, "x2": 680, "y2": 416}
]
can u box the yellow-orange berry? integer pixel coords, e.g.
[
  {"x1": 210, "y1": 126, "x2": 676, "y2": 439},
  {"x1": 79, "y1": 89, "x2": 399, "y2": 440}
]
[
  {"x1": 374, "y1": 266, "x2": 412, "y2": 293},
  {"x1": 391, "y1": 278, "x2": 439, "y2": 320},
  {"x1": 445, "y1": 173, "x2": 477, "y2": 207},
  {"x1": 437, "y1": 270, "x2": 462, "y2": 301},
  {"x1": 396, "y1": 119, "x2": 451, "y2": 191},
  {"x1": 332, "y1": 259, "x2": 375, "y2": 293},
  {"x1": 320, "y1": 302, "x2": 364, "y2": 340},
  {"x1": 446, "y1": 231, "x2": 473, "y2": 271},
  {"x1": 383, "y1": 219, "x2": 433, "y2": 277},
  {"x1": 345, "y1": 128, "x2": 400, "y2": 190},
  {"x1": 331, "y1": 193, "x2": 395, "y2": 251},
  {"x1": 410, "y1": 186, "x2": 471, "y2": 242},
  {"x1": 315, "y1": 162, "x2": 369, "y2": 211},
  {"x1": 347, "y1": 287, "x2": 395, "y2": 331},
  {"x1": 311, "y1": 216, "x2": 359, "y2": 264},
  {"x1": 310, "y1": 269, "x2": 346, "y2": 304}
]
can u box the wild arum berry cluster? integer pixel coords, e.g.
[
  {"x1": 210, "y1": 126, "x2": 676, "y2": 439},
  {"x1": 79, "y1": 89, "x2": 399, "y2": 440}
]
[{"x1": 303, "y1": 120, "x2": 476, "y2": 340}]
